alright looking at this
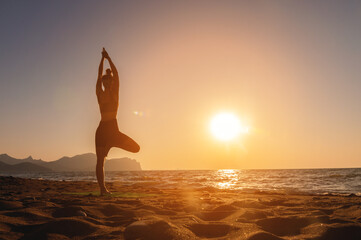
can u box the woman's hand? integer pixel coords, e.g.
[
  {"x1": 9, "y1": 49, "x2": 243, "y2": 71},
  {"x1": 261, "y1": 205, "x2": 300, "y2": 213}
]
[{"x1": 102, "y1": 47, "x2": 110, "y2": 59}]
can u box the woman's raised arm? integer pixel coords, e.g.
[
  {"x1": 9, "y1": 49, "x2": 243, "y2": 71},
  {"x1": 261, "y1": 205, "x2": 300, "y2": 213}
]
[{"x1": 96, "y1": 53, "x2": 105, "y2": 95}]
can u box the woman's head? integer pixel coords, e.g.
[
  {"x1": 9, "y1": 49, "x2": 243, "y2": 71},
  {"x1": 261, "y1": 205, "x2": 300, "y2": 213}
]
[{"x1": 102, "y1": 68, "x2": 113, "y2": 89}]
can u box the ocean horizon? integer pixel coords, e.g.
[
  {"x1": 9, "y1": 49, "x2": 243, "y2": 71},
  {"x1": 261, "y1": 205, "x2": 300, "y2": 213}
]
[{"x1": 2, "y1": 168, "x2": 360, "y2": 197}]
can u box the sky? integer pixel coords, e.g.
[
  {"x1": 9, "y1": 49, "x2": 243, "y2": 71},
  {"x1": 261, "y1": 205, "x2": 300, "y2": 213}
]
[{"x1": 0, "y1": 0, "x2": 360, "y2": 170}]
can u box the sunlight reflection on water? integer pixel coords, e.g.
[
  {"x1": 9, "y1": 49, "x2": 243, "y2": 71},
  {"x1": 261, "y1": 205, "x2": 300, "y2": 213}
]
[{"x1": 214, "y1": 169, "x2": 239, "y2": 189}]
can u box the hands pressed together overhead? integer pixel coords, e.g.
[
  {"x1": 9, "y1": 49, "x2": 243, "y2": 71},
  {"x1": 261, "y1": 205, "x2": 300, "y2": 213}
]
[{"x1": 102, "y1": 47, "x2": 110, "y2": 59}]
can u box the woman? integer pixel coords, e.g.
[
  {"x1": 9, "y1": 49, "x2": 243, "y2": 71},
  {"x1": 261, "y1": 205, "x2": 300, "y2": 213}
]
[{"x1": 95, "y1": 48, "x2": 140, "y2": 195}]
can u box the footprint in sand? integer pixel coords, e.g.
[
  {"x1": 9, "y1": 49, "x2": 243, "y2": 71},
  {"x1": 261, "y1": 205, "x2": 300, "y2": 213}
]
[
  {"x1": 0, "y1": 200, "x2": 23, "y2": 210},
  {"x1": 0, "y1": 223, "x2": 11, "y2": 233},
  {"x1": 247, "y1": 231, "x2": 284, "y2": 240},
  {"x1": 5, "y1": 210, "x2": 52, "y2": 221},
  {"x1": 185, "y1": 223, "x2": 238, "y2": 238},
  {"x1": 125, "y1": 219, "x2": 190, "y2": 240},
  {"x1": 236, "y1": 209, "x2": 270, "y2": 223},
  {"x1": 195, "y1": 204, "x2": 238, "y2": 221},
  {"x1": 95, "y1": 204, "x2": 135, "y2": 217},
  {"x1": 52, "y1": 206, "x2": 87, "y2": 218},
  {"x1": 231, "y1": 200, "x2": 267, "y2": 209},
  {"x1": 104, "y1": 215, "x2": 137, "y2": 227},
  {"x1": 316, "y1": 224, "x2": 361, "y2": 240},
  {"x1": 256, "y1": 216, "x2": 315, "y2": 236},
  {"x1": 14, "y1": 218, "x2": 98, "y2": 239},
  {"x1": 139, "y1": 205, "x2": 177, "y2": 215}
]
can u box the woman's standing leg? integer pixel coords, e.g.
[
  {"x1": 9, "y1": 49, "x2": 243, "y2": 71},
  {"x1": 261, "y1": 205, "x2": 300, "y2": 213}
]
[{"x1": 96, "y1": 146, "x2": 111, "y2": 195}]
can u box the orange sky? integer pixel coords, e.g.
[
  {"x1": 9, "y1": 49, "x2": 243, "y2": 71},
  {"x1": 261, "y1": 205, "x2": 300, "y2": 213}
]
[{"x1": 0, "y1": 1, "x2": 360, "y2": 169}]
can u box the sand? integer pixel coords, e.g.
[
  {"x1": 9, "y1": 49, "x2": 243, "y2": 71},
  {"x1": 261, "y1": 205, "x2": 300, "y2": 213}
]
[{"x1": 0, "y1": 176, "x2": 361, "y2": 240}]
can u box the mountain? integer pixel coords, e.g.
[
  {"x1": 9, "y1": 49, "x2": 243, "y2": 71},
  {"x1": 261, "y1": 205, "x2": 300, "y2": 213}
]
[
  {"x1": 44, "y1": 153, "x2": 97, "y2": 171},
  {"x1": 43, "y1": 153, "x2": 142, "y2": 171},
  {"x1": 0, "y1": 154, "x2": 46, "y2": 165},
  {"x1": 0, "y1": 153, "x2": 142, "y2": 172},
  {"x1": 0, "y1": 161, "x2": 52, "y2": 172}
]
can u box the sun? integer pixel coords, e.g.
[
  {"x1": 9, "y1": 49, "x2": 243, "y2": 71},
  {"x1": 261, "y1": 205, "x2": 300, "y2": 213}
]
[{"x1": 210, "y1": 112, "x2": 249, "y2": 141}]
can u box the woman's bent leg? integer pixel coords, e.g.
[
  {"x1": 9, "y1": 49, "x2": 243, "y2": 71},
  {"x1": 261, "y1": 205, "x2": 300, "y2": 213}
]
[
  {"x1": 113, "y1": 131, "x2": 140, "y2": 153},
  {"x1": 96, "y1": 146, "x2": 110, "y2": 195}
]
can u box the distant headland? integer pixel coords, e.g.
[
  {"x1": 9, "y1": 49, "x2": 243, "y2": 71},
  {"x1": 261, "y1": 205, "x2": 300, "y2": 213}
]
[{"x1": 0, "y1": 153, "x2": 141, "y2": 172}]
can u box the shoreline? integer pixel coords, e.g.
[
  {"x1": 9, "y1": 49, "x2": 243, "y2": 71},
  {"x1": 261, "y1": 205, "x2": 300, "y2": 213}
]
[
  {"x1": 1, "y1": 176, "x2": 361, "y2": 239},
  {"x1": 1, "y1": 171, "x2": 360, "y2": 198}
]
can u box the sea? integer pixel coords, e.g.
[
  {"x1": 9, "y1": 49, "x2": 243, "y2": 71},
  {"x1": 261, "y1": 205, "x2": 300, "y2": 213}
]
[{"x1": 1, "y1": 168, "x2": 361, "y2": 196}]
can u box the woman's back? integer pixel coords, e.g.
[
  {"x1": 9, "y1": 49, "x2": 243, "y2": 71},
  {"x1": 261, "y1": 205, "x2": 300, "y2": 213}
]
[{"x1": 97, "y1": 89, "x2": 118, "y2": 121}]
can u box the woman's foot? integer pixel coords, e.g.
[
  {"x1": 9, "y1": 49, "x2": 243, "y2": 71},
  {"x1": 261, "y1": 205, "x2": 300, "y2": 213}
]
[{"x1": 100, "y1": 188, "x2": 111, "y2": 196}]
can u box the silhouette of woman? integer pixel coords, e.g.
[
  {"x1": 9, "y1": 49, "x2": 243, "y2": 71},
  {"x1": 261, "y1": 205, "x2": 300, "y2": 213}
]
[{"x1": 95, "y1": 48, "x2": 140, "y2": 195}]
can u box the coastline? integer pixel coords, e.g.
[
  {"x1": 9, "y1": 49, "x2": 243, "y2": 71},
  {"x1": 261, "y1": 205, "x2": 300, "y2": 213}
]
[
  {"x1": 1, "y1": 176, "x2": 361, "y2": 239},
  {"x1": 2, "y1": 168, "x2": 360, "y2": 197}
]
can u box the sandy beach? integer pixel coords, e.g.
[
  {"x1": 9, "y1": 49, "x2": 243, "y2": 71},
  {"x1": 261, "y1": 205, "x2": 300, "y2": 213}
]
[{"x1": 0, "y1": 176, "x2": 360, "y2": 239}]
